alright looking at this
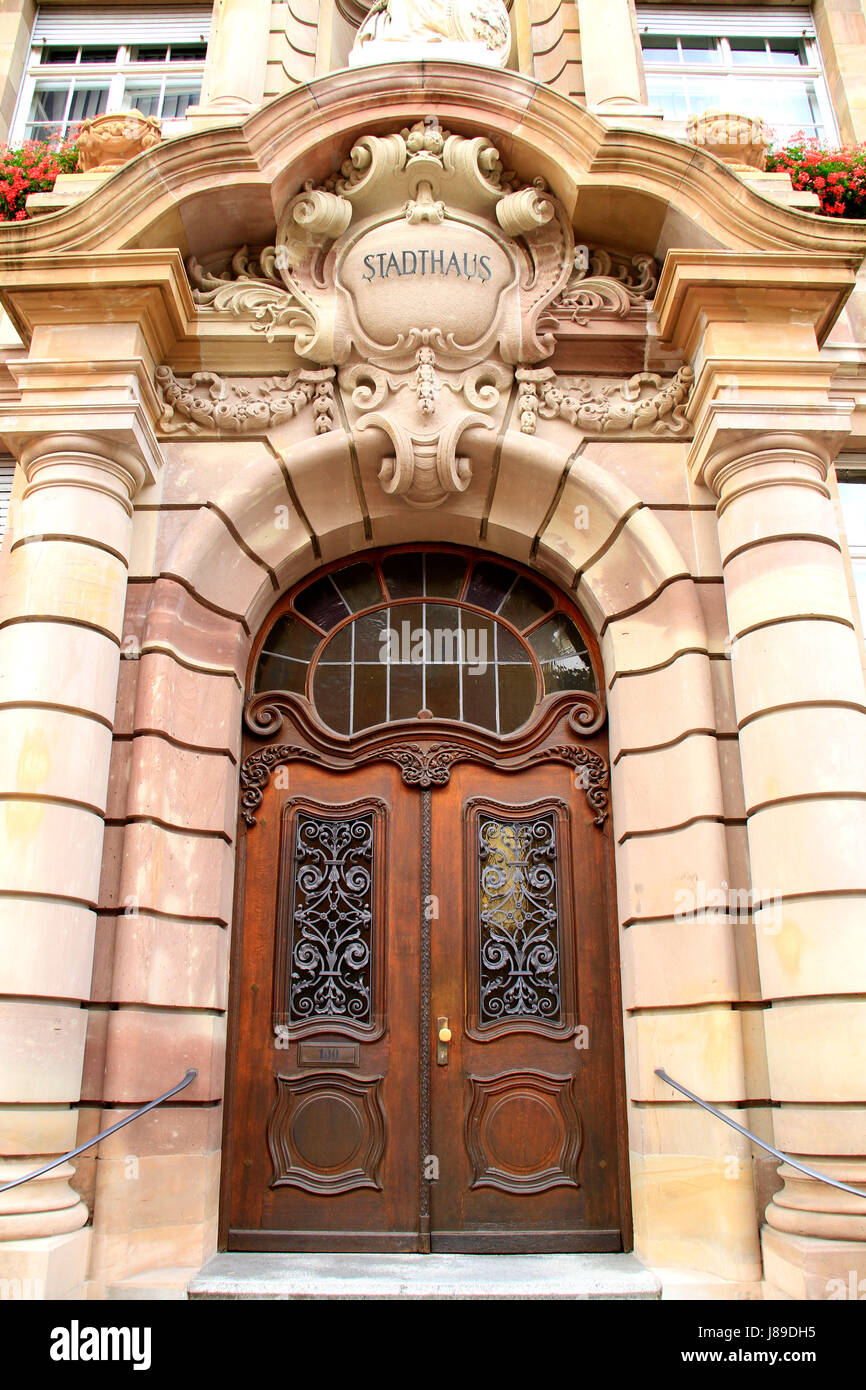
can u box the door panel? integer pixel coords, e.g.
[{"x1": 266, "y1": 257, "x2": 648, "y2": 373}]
[
  {"x1": 227, "y1": 760, "x2": 422, "y2": 1250},
  {"x1": 429, "y1": 762, "x2": 623, "y2": 1251},
  {"x1": 226, "y1": 751, "x2": 627, "y2": 1251}
]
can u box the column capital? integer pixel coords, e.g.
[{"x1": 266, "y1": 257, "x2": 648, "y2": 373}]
[
  {"x1": 1, "y1": 409, "x2": 163, "y2": 496},
  {"x1": 688, "y1": 405, "x2": 851, "y2": 500}
]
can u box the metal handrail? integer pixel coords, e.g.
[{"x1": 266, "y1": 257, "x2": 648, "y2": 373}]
[
  {"x1": 0, "y1": 1069, "x2": 198, "y2": 1195},
  {"x1": 656, "y1": 1068, "x2": 866, "y2": 1201}
]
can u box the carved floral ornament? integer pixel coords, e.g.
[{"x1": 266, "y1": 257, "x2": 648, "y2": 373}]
[{"x1": 161, "y1": 122, "x2": 693, "y2": 505}]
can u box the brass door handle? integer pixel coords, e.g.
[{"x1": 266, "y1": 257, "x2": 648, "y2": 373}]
[{"x1": 436, "y1": 1016, "x2": 450, "y2": 1066}]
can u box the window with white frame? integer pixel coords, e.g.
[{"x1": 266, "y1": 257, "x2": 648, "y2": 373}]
[
  {"x1": 12, "y1": 6, "x2": 212, "y2": 145},
  {"x1": 635, "y1": 7, "x2": 837, "y2": 143},
  {"x1": 837, "y1": 469, "x2": 866, "y2": 637}
]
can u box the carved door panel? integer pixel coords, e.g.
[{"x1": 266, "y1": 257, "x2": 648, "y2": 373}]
[
  {"x1": 227, "y1": 759, "x2": 422, "y2": 1250},
  {"x1": 429, "y1": 760, "x2": 625, "y2": 1251}
]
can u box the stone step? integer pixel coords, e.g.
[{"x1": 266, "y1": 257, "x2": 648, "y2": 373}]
[{"x1": 188, "y1": 1252, "x2": 661, "y2": 1300}]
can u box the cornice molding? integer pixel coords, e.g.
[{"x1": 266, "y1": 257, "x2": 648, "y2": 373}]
[{"x1": 0, "y1": 66, "x2": 864, "y2": 267}]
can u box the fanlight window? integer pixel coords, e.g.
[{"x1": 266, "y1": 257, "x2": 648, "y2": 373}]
[{"x1": 253, "y1": 550, "x2": 596, "y2": 737}]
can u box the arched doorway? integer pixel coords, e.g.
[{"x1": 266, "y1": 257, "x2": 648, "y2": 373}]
[{"x1": 221, "y1": 545, "x2": 631, "y2": 1252}]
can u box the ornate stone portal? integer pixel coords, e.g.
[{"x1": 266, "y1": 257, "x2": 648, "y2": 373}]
[{"x1": 168, "y1": 121, "x2": 686, "y2": 507}]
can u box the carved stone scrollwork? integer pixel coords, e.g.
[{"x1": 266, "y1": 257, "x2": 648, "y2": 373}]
[
  {"x1": 356, "y1": 410, "x2": 494, "y2": 508},
  {"x1": 553, "y1": 246, "x2": 659, "y2": 325},
  {"x1": 187, "y1": 247, "x2": 322, "y2": 350},
  {"x1": 154, "y1": 365, "x2": 336, "y2": 435},
  {"x1": 515, "y1": 364, "x2": 694, "y2": 437}
]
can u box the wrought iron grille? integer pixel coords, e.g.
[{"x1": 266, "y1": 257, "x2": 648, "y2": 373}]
[
  {"x1": 288, "y1": 813, "x2": 375, "y2": 1023},
  {"x1": 477, "y1": 813, "x2": 562, "y2": 1024}
]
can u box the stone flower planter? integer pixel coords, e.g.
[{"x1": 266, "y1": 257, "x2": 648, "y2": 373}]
[
  {"x1": 76, "y1": 110, "x2": 162, "y2": 173},
  {"x1": 685, "y1": 110, "x2": 771, "y2": 171}
]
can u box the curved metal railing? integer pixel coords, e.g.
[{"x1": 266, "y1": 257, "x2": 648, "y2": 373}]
[
  {"x1": 0, "y1": 1068, "x2": 198, "y2": 1194},
  {"x1": 656, "y1": 1068, "x2": 866, "y2": 1200}
]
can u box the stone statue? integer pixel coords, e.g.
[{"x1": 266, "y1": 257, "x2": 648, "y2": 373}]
[{"x1": 350, "y1": 0, "x2": 511, "y2": 68}]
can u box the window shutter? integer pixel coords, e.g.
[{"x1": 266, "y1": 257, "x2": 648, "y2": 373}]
[
  {"x1": 635, "y1": 7, "x2": 816, "y2": 39},
  {"x1": 32, "y1": 6, "x2": 212, "y2": 46}
]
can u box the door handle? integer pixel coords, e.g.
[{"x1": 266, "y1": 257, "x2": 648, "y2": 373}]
[{"x1": 436, "y1": 1016, "x2": 451, "y2": 1066}]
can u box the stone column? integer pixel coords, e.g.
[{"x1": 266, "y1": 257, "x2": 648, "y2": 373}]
[
  {"x1": 658, "y1": 252, "x2": 866, "y2": 1299},
  {"x1": 575, "y1": 0, "x2": 662, "y2": 121},
  {"x1": 0, "y1": 419, "x2": 160, "y2": 1298},
  {"x1": 187, "y1": 0, "x2": 272, "y2": 122}
]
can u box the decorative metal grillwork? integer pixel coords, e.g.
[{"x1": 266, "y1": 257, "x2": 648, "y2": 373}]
[
  {"x1": 288, "y1": 814, "x2": 374, "y2": 1023},
  {"x1": 478, "y1": 814, "x2": 562, "y2": 1024}
]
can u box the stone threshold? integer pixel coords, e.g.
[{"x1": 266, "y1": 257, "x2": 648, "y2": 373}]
[{"x1": 188, "y1": 1252, "x2": 661, "y2": 1300}]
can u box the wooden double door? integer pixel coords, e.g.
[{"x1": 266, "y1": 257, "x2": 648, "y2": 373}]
[{"x1": 225, "y1": 742, "x2": 629, "y2": 1252}]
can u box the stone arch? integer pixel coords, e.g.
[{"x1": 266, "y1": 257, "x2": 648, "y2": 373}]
[{"x1": 82, "y1": 422, "x2": 762, "y2": 1288}]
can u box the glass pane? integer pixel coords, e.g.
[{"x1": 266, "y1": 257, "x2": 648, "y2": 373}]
[
  {"x1": 352, "y1": 608, "x2": 390, "y2": 663},
  {"x1": 255, "y1": 616, "x2": 320, "y2": 693},
  {"x1": 465, "y1": 561, "x2": 515, "y2": 613},
  {"x1": 132, "y1": 46, "x2": 169, "y2": 63},
  {"x1": 769, "y1": 39, "x2": 805, "y2": 68},
  {"x1": 499, "y1": 577, "x2": 553, "y2": 631},
  {"x1": 41, "y1": 47, "x2": 79, "y2": 65},
  {"x1": 389, "y1": 661, "x2": 422, "y2": 721},
  {"x1": 311, "y1": 664, "x2": 350, "y2": 733},
  {"x1": 169, "y1": 44, "x2": 208, "y2": 62},
  {"x1": 160, "y1": 87, "x2": 198, "y2": 120},
  {"x1": 353, "y1": 662, "x2": 386, "y2": 732},
  {"x1": 497, "y1": 664, "x2": 537, "y2": 733},
  {"x1": 124, "y1": 84, "x2": 162, "y2": 118},
  {"x1": 27, "y1": 85, "x2": 69, "y2": 127},
  {"x1": 424, "y1": 603, "x2": 464, "y2": 664},
  {"x1": 477, "y1": 813, "x2": 562, "y2": 1024},
  {"x1": 644, "y1": 76, "x2": 692, "y2": 120},
  {"x1": 315, "y1": 623, "x2": 351, "y2": 662},
  {"x1": 426, "y1": 662, "x2": 460, "y2": 720},
  {"x1": 839, "y1": 483, "x2": 866, "y2": 546},
  {"x1": 462, "y1": 659, "x2": 496, "y2": 729},
  {"x1": 262, "y1": 615, "x2": 320, "y2": 663},
  {"x1": 495, "y1": 625, "x2": 530, "y2": 665},
  {"x1": 729, "y1": 37, "x2": 767, "y2": 65},
  {"x1": 529, "y1": 616, "x2": 595, "y2": 694},
  {"x1": 853, "y1": 562, "x2": 866, "y2": 631},
  {"x1": 295, "y1": 575, "x2": 349, "y2": 630},
  {"x1": 382, "y1": 552, "x2": 423, "y2": 599},
  {"x1": 330, "y1": 562, "x2": 382, "y2": 613},
  {"x1": 640, "y1": 35, "x2": 680, "y2": 64},
  {"x1": 681, "y1": 36, "x2": 721, "y2": 65},
  {"x1": 726, "y1": 76, "x2": 820, "y2": 138},
  {"x1": 67, "y1": 84, "x2": 109, "y2": 123},
  {"x1": 424, "y1": 552, "x2": 466, "y2": 597},
  {"x1": 79, "y1": 47, "x2": 119, "y2": 64}
]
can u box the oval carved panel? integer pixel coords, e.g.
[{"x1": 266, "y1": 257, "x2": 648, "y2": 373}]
[
  {"x1": 465, "y1": 1069, "x2": 582, "y2": 1193},
  {"x1": 267, "y1": 1072, "x2": 386, "y2": 1194}
]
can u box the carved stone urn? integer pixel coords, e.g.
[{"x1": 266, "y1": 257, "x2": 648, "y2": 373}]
[
  {"x1": 685, "y1": 110, "x2": 771, "y2": 171},
  {"x1": 76, "y1": 110, "x2": 162, "y2": 173}
]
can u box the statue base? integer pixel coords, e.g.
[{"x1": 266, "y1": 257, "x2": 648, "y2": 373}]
[{"x1": 349, "y1": 39, "x2": 508, "y2": 68}]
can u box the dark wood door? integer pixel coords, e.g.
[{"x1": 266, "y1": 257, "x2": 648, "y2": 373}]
[
  {"x1": 429, "y1": 760, "x2": 624, "y2": 1251},
  {"x1": 227, "y1": 759, "x2": 423, "y2": 1251},
  {"x1": 225, "y1": 735, "x2": 628, "y2": 1253}
]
